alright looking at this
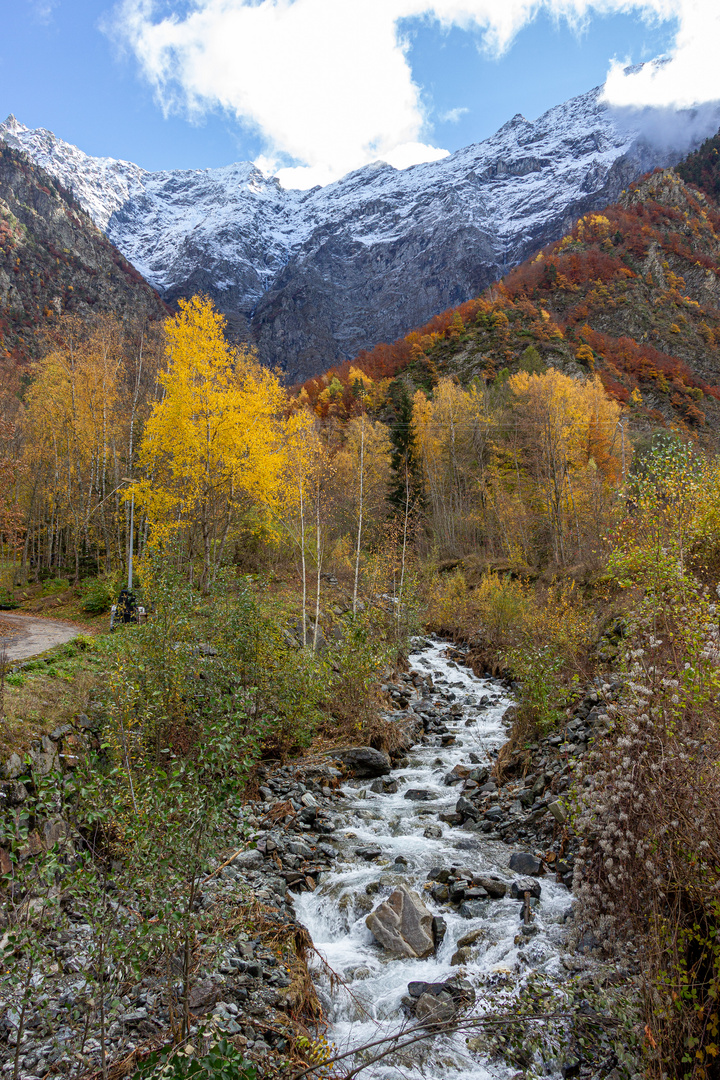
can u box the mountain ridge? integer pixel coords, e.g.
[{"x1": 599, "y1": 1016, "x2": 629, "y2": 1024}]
[
  {"x1": 303, "y1": 165, "x2": 720, "y2": 440},
  {"x1": 0, "y1": 143, "x2": 168, "y2": 366},
  {"x1": 1, "y1": 90, "x2": 706, "y2": 382}
]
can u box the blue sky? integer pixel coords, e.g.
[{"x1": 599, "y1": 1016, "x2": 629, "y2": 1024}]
[{"x1": 0, "y1": 0, "x2": 687, "y2": 182}]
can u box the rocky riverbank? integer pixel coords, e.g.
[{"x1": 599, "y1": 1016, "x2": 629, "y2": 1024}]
[
  {"x1": 0, "y1": 638, "x2": 636, "y2": 1079},
  {"x1": 289, "y1": 638, "x2": 637, "y2": 1079}
]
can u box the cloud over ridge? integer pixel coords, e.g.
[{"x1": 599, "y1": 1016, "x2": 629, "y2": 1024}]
[{"x1": 112, "y1": 0, "x2": 720, "y2": 188}]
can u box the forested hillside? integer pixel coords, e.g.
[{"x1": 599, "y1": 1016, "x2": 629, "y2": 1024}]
[
  {"x1": 677, "y1": 128, "x2": 720, "y2": 201},
  {"x1": 304, "y1": 167, "x2": 720, "y2": 439},
  {"x1": 0, "y1": 144, "x2": 168, "y2": 367}
]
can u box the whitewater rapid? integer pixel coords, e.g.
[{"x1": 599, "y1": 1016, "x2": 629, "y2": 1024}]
[{"x1": 294, "y1": 636, "x2": 576, "y2": 1079}]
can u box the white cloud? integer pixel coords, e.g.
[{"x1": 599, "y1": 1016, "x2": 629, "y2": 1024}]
[
  {"x1": 111, "y1": 0, "x2": 720, "y2": 189},
  {"x1": 602, "y1": 4, "x2": 720, "y2": 109},
  {"x1": 27, "y1": 0, "x2": 58, "y2": 24},
  {"x1": 440, "y1": 106, "x2": 470, "y2": 123}
]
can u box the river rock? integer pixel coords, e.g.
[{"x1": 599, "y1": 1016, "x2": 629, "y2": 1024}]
[
  {"x1": 463, "y1": 887, "x2": 488, "y2": 900},
  {"x1": 427, "y1": 867, "x2": 450, "y2": 882},
  {"x1": 455, "y1": 796, "x2": 479, "y2": 821},
  {"x1": 458, "y1": 900, "x2": 486, "y2": 918},
  {"x1": 407, "y1": 980, "x2": 448, "y2": 998},
  {"x1": 404, "y1": 788, "x2": 435, "y2": 801},
  {"x1": 508, "y1": 852, "x2": 544, "y2": 876},
  {"x1": 366, "y1": 885, "x2": 435, "y2": 958},
  {"x1": 444, "y1": 763, "x2": 471, "y2": 785},
  {"x1": 335, "y1": 747, "x2": 391, "y2": 777},
  {"x1": 356, "y1": 847, "x2": 382, "y2": 861},
  {"x1": 510, "y1": 877, "x2": 542, "y2": 900},
  {"x1": 432, "y1": 915, "x2": 447, "y2": 947},
  {"x1": 473, "y1": 874, "x2": 507, "y2": 898},
  {"x1": 415, "y1": 991, "x2": 455, "y2": 1024},
  {"x1": 286, "y1": 840, "x2": 313, "y2": 858},
  {"x1": 369, "y1": 777, "x2": 399, "y2": 794},
  {"x1": 457, "y1": 928, "x2": 485, "y2": 948}
]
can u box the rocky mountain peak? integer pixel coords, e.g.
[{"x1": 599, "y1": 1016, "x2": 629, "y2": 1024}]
[{"x1": 1, "y1": 88, "x2": 705, "y2": 383}]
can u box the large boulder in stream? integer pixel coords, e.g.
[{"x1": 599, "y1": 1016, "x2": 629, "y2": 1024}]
[
  {"x1": 509, "y1": 852, "x2": 545, "y2": 876},
  {"x1": 335, "y1": 747, "x2": 391, "y2": 777},
  {"x1": 366, "y1": 885, "x2": 435, "y2": 958}
]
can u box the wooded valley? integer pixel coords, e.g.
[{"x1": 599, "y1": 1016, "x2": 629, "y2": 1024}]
[{"x1": 4, "y1": 132, "x2": 720, "y2": 1080}]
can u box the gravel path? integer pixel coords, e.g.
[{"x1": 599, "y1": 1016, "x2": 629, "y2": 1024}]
[{"x1": 0, "y1": 612, "x2": 80, "y2": 661}]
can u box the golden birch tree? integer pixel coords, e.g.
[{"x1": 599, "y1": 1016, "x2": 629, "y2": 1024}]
[{"x1": 133, "y1": 296, "x2": 287, "y2": 591}]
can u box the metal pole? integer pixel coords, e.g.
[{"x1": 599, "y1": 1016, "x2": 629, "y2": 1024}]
[{"x1": 128, "y1": 493, "x2": 134, "y2": 591}]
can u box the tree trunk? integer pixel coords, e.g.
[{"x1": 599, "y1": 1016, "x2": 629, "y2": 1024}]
[
  {"x1": 299, "y1": 475, "x2": 307, "y2": 647},
  {"x1": 313, "y1": 477, "x2": 322, "y2": 652},
  {"x1": 353, "y1": 412, "x2": 365, "y2": 617}
]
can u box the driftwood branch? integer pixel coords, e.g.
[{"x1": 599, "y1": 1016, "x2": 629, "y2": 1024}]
[{"x1": 292, "y1": 1008, "x2": 619, "y2": 1079}]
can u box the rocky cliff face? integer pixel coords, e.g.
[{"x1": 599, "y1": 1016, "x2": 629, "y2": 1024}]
[
  {"x1": 0, "y1": 144, "x2": 168, "y2": 365},
  {"x1": 0, "y1": 90, "x2": 694, "y2": 382}
]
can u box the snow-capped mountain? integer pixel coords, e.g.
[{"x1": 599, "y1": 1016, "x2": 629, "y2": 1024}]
[{"x1": 0, "y1": 92, "x2": 698, "y2": 383}]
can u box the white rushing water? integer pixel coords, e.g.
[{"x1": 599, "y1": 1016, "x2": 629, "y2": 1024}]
[{"x1": 294, "y1": 636, "x2": 576, "y2": 1079}]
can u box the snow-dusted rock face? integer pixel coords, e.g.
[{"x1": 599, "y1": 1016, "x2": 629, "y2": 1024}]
[{"x1": 0, "y1": 93, "x2": 685, "y2": 383}]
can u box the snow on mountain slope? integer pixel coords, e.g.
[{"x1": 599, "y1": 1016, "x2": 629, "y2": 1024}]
[{"x1": 0, "y1": 91, "x2": 693, "y2": 383}]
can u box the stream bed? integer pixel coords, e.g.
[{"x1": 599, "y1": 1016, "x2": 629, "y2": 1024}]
[{"x1": 294, "y1": 636, "x2": 582, "y2": 1079}]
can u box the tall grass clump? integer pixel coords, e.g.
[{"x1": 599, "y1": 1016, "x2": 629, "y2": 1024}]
[{"x1": 574, "y1": 439, "x2": 720, "y2": 1078}]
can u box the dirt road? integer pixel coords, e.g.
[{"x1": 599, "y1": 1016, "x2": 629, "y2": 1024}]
[{"x1": 0, "y1": 613, "x2": 80, "y2": 662}]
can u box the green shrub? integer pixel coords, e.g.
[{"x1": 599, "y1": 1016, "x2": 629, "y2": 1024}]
[
  {"x1": 80, "y1": 579, "x2": 113, "y2": 614},
  {"x1": 131, "y1": 1039, "x2": 257, "y2": 1080},
  {"x1": 74, "y1": 633, "x2": 97, "y2": 651},
  {"x1": 41, "y1": 577, "x2": 70, "y2": 595}
]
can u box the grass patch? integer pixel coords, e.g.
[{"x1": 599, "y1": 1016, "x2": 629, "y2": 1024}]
[{"x1": 0, "y1": 636, "x2": 110, "y2": 756}]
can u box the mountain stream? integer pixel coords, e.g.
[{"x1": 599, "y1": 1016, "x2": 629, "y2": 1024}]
[{"x1": 294, "y1": 636, "x2": 579, "y2": 1079}]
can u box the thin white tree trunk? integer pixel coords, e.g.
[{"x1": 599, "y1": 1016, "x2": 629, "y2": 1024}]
[
  {"x1": 352, "y1": 413, "x2": 365, "y2": 617},
  {"x1": 397, "y1": 459, "x2": 410, "y2": 634},
  {"x1": 313, "y1": 475, "x2": 322, "y2": 653},
  {"x1": 299, "y1": 474, "x2": 307, "y2": 647}
]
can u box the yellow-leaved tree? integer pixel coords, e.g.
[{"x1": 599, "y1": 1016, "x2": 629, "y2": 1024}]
[
  {"x1": 500, "y1": 370, "x2": 624, "y2": 566},
  {"x1": 411, "y1": 377, "x2": 487, "y2": 554},
  {"x1": 280, "y1": 408, "x2": 326, "y2": 648},
  {"x1": 133, "y1": 296, "x2": 287, "y2": 591},
  {"x1": 24, "y1": 314, "x2": 126, "y2": 581}
]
